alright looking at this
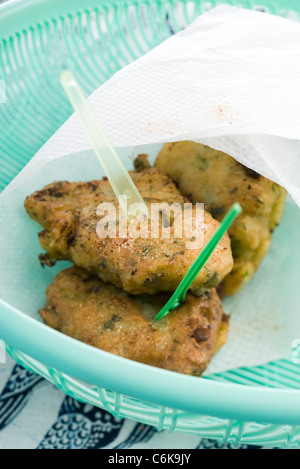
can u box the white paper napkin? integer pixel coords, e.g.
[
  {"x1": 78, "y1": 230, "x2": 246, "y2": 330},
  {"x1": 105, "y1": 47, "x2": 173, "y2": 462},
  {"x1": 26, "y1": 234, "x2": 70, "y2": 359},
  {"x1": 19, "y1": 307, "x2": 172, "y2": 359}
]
[{"x1": 3, "y1": 5, "x2": 300, "y2": 206}]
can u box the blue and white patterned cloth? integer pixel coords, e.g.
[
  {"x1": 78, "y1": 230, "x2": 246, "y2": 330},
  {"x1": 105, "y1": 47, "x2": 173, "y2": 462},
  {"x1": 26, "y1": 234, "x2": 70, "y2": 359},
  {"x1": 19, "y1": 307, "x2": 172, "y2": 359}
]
[{"x1": 0, "y1": 355, "x2": 270, "y2": 450}]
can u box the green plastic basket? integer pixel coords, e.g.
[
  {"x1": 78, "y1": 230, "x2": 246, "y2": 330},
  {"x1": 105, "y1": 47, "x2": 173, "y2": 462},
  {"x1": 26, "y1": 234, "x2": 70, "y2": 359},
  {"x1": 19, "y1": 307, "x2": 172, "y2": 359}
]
[{"x1": 1, "y1": 0, "x2": 300, "y2": 448}]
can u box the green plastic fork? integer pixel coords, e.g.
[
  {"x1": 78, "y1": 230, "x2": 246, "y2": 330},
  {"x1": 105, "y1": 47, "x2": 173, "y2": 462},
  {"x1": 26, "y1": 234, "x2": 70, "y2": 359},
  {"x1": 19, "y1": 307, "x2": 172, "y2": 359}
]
[{"x1": 154, "y1": 203, "x2": 242, "y2": 321}]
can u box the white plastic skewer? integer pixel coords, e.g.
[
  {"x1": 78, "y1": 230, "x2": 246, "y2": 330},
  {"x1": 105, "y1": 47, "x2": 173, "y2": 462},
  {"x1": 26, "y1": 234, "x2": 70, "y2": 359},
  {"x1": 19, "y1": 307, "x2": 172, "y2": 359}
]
[{"x1": 60, "y1": 70, "x2": 148, "y2": 220}]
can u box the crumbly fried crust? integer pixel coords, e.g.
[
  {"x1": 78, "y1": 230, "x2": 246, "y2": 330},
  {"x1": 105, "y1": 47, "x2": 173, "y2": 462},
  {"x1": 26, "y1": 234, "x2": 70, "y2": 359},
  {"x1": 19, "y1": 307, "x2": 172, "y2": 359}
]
[
  {"x1": 39, "y1": 266, "x2": 228, "y2": 376},
  {"x1": 155, "y1": 142, "x2": 286, "y2": 295},
  {"x1": 25, "y1": 168, "x2": 233, "y2": 295}
]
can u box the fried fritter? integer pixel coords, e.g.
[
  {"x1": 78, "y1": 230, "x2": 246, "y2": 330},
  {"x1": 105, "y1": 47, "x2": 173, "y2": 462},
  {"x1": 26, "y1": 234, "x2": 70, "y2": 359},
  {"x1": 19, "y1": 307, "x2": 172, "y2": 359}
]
[
  {"x1": 39, "y1": 266, "x2": 228, "y2": 376},
  {"x1": 155, "y1": 141, "x2": 286, "y2": 295},
  {"x1": 25, "y1": 167, "x2": 233, "y2": 295}
]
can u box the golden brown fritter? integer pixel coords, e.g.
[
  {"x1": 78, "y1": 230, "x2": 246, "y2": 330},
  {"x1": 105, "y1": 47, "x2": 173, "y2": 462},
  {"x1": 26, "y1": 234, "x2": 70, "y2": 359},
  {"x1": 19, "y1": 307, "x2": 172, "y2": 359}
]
[
  {"x1": 25, "y1": 167, "x2": 233, "y2": 295},
  {"x1": 39, "y1": 266, "x2": 228, "y2": 376},
  {"x1": 155, "y1": 141, "x2": 286, "y2": 295}
]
